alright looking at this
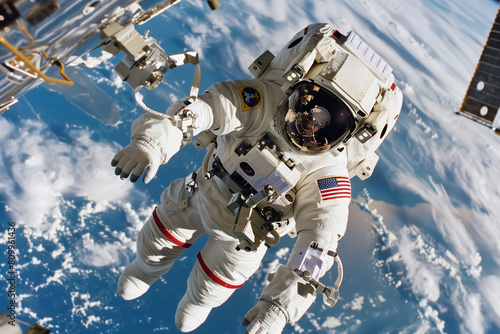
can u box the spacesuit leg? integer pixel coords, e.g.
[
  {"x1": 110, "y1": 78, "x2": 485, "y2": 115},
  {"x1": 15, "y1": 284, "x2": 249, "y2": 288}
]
[
  {"x1": 118, "y1": 177, "x2": 204, "y2": 300},
  {"x1": 174, "y1": 237, "x2": 268, "y2": 332}
]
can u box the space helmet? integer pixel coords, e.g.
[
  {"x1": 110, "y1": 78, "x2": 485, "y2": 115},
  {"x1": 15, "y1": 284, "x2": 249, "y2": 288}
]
[
  {"x1": 250, "y1": 23, "x2": 401, "y2": 157},
  {"x1": 276, "y1": 81, "x2": 356, "y2": 155}
]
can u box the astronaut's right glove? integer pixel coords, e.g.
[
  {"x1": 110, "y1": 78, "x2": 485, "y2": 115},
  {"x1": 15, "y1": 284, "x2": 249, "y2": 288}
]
[
  {"x1": 242, "y1": 265, "x2": 316, "y2": 334},
  {"x1": 111, "y1": 138, "x2": 163, "y2": 184}
]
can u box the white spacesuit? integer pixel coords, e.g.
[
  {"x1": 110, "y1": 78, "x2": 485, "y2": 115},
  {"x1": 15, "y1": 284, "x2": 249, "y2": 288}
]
[{"x1": 113, "y1": 23, "x2": 402, "y2": 333}]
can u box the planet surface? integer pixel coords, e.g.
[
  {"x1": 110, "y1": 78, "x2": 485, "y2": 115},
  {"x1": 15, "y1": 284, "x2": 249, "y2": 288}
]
[{"x1": 1, "y1": 0, "x2": 500, "y2": 333}]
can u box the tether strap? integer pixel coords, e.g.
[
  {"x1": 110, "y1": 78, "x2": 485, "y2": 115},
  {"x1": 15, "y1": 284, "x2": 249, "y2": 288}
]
[{"x1": 169, "y1": 52, "x2": 201, "y2": 98}]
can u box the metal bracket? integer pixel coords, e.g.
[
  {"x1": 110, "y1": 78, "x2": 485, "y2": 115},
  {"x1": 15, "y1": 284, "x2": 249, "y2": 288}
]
[
  {"x1": 193, "y1": 131, "x2": 217, "y2": 151},
  {"x1": 267, "y1": 253, "x2": 343, "y2": 308},
  {"x1": 233, "y1": 205, "x2": 280, "y2": 252},
  {"x1": 0, "y1": 97, "x2": 18, "y2": 115},
  {"x1": 181, "y1": 172, "x2": 197, "y2": 207},
  {"x1": 249, "y1": 50, "x2": 275, "y2": 77}
]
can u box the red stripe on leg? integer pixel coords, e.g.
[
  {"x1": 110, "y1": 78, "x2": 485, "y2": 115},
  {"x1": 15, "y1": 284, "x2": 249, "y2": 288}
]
[
  {"x1": 153, "y1": 207, "x2": 192, "y2": 248},
  {"x1": 197, "y1": 252, "x2": 244, "y2": 289}
]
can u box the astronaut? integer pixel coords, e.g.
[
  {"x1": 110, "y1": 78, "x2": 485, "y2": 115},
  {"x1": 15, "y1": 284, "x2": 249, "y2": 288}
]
[{"x1": 112, "y1": 23, "x2": 402, "y2": 333}]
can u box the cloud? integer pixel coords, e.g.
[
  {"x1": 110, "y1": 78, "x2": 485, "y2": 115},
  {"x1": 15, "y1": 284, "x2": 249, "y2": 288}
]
[
  {"x1": 78, "y1": 232, "x2": 126, "y2": 267},
  {"x1": 399, "y1": 229, "x2": 441, "y2": 302},
  {"x1": 363, "y1": 196, "x2": 498, "y2": 334},
  {"x1": 479, "y1": 276, "x2": 500, "y2": 328},
  {"x1": 322, "y1": 316, "x2": 342, "y2": 329},
  {"x1": 0, "y1": 117, "x2": 140, "y2": 229}
]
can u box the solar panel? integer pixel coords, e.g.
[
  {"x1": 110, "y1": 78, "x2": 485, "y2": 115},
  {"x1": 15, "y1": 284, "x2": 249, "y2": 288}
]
[{"x1": 458, "y1": 6, "x2": 500, "y2": 133}]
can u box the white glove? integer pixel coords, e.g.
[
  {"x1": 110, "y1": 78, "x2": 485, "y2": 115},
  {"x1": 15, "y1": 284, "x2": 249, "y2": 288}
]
[
  {"x1": 111, "y1": 139, "x2": 163, "y2": 184},
  {"x1": 242, "y1": 300, "x2": 287, "y2": 334}
]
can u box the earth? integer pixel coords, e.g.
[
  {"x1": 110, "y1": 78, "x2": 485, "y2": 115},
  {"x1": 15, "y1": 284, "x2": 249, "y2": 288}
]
[{"x1": 1, "y1": 0, "x2": 500, "y2": 333}]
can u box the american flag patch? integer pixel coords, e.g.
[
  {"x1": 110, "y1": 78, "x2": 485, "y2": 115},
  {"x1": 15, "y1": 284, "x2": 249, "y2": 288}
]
[{"x1": 317, "y1": 177, "x2": 351, "y2": 201}]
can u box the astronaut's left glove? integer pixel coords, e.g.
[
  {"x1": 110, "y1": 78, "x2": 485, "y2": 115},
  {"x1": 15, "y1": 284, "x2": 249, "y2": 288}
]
[{"x1": 242, "y1": 265, "x2": 316, "y2": 334}]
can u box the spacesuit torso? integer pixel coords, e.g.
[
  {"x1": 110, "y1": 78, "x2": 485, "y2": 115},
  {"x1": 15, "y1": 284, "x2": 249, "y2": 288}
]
[{"x1": 135, "y1": 76, "x2": 351, "y2": 243}]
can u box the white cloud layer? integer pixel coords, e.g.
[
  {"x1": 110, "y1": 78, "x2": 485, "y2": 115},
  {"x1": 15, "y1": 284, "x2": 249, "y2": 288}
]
[
  {"x1": 361, "y1": 194, "x2": 498, "y2": 334},
  {"x1": 0, "y1": 117, "x2": 138, "y2": 229},
  {"x1": 1, "y1": 0, "x2": 499, "y2": 332}
]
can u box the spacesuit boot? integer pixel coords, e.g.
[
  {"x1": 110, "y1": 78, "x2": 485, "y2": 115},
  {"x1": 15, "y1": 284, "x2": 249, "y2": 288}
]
[
  {"x1": 173, "y1": 237, "x2": 268, "y2": 332},
  {"x1": 175, "y1": 293, "x2": 212, "y2": 332},
  {"x1": 174, "y1": 259, "x2": 235, "y2": 333},
  {"x1": 117, "y1": 259, "x2": 156, "y2": 300}
]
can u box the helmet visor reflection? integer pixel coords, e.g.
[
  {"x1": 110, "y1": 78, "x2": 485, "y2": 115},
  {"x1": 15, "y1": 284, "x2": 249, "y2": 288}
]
[{"x1": 280, "y1": 82, "x2": 355, "y2": 154}]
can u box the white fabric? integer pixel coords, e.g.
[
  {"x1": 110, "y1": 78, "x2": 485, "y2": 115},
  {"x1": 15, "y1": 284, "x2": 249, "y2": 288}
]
[
  {"x1": 260, "y1": 265, "x2": 316, "y2": 323},
  {"x1": 287, "y1": 229, "x2": 339, "y2": 281},
  {"x1": 118, "y1": 174, "x2": 268, "y2": 332},
  {"x1": 259, "y1": 23, "x2": 335, "y2": 86},
  {"x1": 119, "y1": 76, "x2": 352, "y2": 332},
  {"x1": 117, "y1": 258, "x2": 154, "y2": 300},
  {"x1": 175, "y1": 293, "x2": 212, "y2": 332},
  {"x1": 112, "y1": 138, "x2": 163, "y2": 184},
  {"x1": 129, "y1": 77, "x2": 352, "y2": 236},
  {"x1": 117, "y1": 23, "x2": 402, "y2": 333},
  {"x1": 346, "y1": 87, "x2": 403, "y2": 174},
  {"x1": 130, "y1": 112, "x2": 184, "y2": 163},
  {"x1": 243, "y1": 300, "x2": 287, "y2": 334}
]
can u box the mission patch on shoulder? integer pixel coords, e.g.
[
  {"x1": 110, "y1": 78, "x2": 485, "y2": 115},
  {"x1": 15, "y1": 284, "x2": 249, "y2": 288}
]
[{"x1": 236, "y1": 86, "x2": 262, "y2": 111}]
